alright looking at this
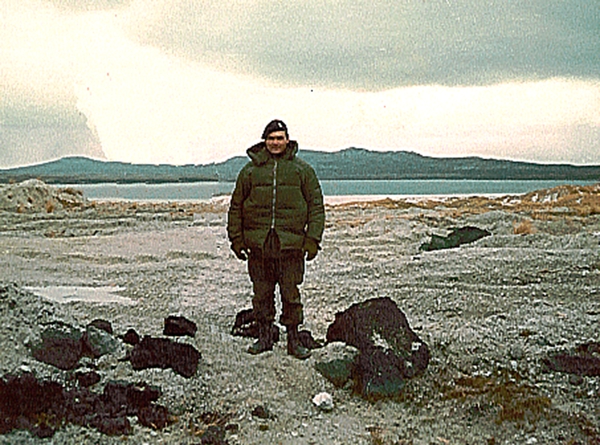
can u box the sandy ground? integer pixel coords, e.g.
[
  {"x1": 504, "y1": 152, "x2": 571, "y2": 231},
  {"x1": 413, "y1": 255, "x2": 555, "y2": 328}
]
[{"x1": 0, "y1": 184, "x2": 599, "y2": 444}]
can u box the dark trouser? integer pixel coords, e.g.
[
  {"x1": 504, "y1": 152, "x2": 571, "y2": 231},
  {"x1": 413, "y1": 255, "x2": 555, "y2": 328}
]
[{"x1": 248, "y1": 249, "x2": 305, "y2": 327}]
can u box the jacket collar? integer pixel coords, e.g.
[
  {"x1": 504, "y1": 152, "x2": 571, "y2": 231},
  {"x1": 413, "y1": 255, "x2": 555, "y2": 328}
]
[{"x1": 247, "y1": 140, "x2": 298, "y2": 166}]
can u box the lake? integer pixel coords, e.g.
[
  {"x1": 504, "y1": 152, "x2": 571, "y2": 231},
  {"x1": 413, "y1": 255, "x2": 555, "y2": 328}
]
[{"x1": 63, "y1": 179, "x2": 598, "y2": 202}]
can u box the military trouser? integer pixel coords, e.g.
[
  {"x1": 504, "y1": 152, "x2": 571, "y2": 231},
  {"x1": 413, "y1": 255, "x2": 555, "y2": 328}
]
[{"x1": 248, "y1": 249, "x2": 305, "y2": 327}]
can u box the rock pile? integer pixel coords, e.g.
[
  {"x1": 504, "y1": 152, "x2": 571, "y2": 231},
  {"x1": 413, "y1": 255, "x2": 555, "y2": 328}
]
[
  {"x1": 0, "y1": 179, "x2": 85, "y2": 213},
  {"x1": 0, "y1": 373, "x2": 172, "y2": 438},
  {"x1": 0, "y1": 284, "x2": 200, "y2": 439}
]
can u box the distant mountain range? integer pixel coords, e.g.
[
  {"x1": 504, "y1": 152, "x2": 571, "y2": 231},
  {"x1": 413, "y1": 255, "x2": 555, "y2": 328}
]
[{"x1": 1, "y1": 148, "x2": 599, "y2": 184}]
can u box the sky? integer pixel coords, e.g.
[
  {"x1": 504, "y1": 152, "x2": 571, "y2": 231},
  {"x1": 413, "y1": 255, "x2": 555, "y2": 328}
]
[{"x1": 1, "y1": 0, "x2": 599, "y2": 168}]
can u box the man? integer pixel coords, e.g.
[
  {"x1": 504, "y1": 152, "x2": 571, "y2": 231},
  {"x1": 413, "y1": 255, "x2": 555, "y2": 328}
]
[{"x1": 227, "y1": 119, "x2": 325, "y2": 360}]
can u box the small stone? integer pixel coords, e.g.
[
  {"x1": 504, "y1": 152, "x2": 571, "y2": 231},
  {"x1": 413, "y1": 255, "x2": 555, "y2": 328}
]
[{"x1": 312, "y1": 392, "x2": 334, "y2": 411}]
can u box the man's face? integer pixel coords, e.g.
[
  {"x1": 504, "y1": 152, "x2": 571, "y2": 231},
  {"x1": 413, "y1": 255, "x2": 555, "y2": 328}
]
[{"x1": 265, "y1": 130, "x2": 289, "y2": 155}]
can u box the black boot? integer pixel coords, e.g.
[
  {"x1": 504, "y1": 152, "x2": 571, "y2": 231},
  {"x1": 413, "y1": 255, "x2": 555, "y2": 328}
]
[
  {"x1": 248, "y1": 321, "x2": 274, "y2": 355},
  {"x1": 286, "y1": 325, "x2": 311, "y2": 360}
]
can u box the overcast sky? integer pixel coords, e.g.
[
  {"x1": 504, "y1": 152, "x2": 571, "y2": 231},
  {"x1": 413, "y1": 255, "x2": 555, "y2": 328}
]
[{"x1": 1, "y1": 0, "x2": 599, "y2": 168}]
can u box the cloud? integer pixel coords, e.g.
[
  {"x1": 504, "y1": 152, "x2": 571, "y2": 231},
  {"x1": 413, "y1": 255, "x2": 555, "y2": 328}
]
[
  {"x1": 1, "y1": 102, "x2": 104, "y2": 167},
  {"x1": 42, "y1": 0, "x2": 132, "y2": 12},
  {"x1": 126, "y1": 0, "x2": 600, "y2": 90}
]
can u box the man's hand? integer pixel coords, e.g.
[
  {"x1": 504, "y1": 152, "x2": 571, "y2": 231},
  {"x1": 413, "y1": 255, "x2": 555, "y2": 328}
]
[
  {"x1": 302, "y1": 237, "x2": 320, "y2": 261},
  {"x1": 231, "y1": 242, "x2": 249, "y2": 261}
]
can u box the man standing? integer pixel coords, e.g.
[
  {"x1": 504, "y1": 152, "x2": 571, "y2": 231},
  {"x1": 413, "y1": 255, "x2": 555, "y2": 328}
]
[{"x1": 227, "y1": 119, "x2": 325, "y2": 360}]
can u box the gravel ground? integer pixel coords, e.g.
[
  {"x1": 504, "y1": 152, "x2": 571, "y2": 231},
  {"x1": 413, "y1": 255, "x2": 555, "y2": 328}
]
[{"x1": 0, "y1": 186, "x2": 599, "y2": 445}]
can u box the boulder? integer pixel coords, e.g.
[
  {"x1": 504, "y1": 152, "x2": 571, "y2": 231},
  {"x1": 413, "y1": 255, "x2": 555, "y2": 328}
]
[
  {"x1": 129, "y1": 336, "x2": 201, "y2": 378},
  {"x1": 420, "y1": 226, "x2": 491, "y2": 251},
  {"x1": 324, "y1": 297, "x2": 429, "y2": 401},
  {"x1": 31, "y1": 321, "x2": 120, "y2": 370}
]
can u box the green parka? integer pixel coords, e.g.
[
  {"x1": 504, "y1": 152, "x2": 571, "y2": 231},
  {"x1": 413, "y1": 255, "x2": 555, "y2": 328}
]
[{"x1": 227, "y1": 141, "x2": 325, "y2": 252}]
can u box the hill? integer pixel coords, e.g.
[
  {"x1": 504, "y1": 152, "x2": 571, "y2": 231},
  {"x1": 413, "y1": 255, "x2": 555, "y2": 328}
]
[{"x1": 0, "y1": 148, "x2": 599, "y2": 184}]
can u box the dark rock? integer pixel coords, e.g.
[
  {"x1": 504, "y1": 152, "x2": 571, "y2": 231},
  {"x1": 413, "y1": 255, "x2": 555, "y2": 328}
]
[
  {"x1": 129, "y1": 336, "x2": 201, "y2": 378},
  {"x1": 231, "y1": 308, "x2": 281, "y2": 343},
  {"x1": 75, "y1": 371, "x2": 101, "y2": 387},
  {"x1": 543, "y1": 354, "x2": 600, "y2": 376},
  {"x1": 353, "y1": 349, "x2": 406, "y2": 401},
  {"x1": 101, "y1": 381, "x2": 162, "y2": 416},
  {"x1": 315, "y1": 359, "x2": 354, "y2": 388},
  {"x1": 31, "y1": 336, "x2": 82, "y2": 370},
  {"x1": 0, "y1": 373, "x2": 65, "y2": 436},
  {"x1": 325, "y1": 297, "x2": 429, "y2": 400},
  {"x1": 299, "y1": 330, "x2": 323, "y2": 349},
  {"x1": 420, "y1": 226, "x2": 491, "y2": 251},
  {"x1": 89, "y1": 319, "x2": 113, "y2": 335},
  {"x1": 0, "y1": 373, "x2": 171, "y2": 437},
  {"x1": 231, "y1": 308, "x2": 280, "y2": 343},
  {"x1": 123, "y1": 328, "x2": 140, "y2": 345},
  {"x1": 163, "y1": 315, "x2": 197, "y2": 337},
  {"x1": 31, "y1": 321, "x2": 118, "y2": 370},
  {"x1": 232, "y1": 308, "x2": 328, "y2": 348},
  {"x1": 251, "y1": 405, "x2": 273, "y2": 420}
]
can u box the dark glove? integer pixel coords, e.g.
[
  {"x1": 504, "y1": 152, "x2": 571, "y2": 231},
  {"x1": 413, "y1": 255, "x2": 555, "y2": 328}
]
[
  {"x1": 302, "y1": 237, "x2": 320, "y2": 261},
  {"x1": 231, "y1": 242, "x2": 249, "y2": 261}
]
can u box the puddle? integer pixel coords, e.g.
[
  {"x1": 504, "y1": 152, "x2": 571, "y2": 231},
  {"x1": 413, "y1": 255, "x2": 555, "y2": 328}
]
[{"x1": 25, "y1": 286, "x2": 135, "y2": 305}]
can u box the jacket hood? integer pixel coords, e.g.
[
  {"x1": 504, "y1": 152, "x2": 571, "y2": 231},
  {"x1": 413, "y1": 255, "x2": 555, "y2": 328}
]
[{"x1": 247, "y1": 140, "x2": 299, "y2": 166}]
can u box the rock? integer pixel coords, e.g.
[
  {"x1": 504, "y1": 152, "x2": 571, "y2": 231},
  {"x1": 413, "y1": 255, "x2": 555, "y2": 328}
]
[
  {"x1": 315, "y1": 359, "x2": 354, "y2": 388},
  {"x1": 83, "y1": 325, "x2": 121, "y2": 358},
  {"x1": 325, "y1": 297, "x2": 429, "y2": 400},
  {"x1": 251, "y1": 405, "x2": 274, "y2": 420},
  {"x1": 31, "y1": 322, "x2": 120, "y2": 370},
  {"x1": 0, "y1": 373, "x2": 171, "y2": 438},
  {"x1": 312, "y1": 392, "x2": 334, "y2": 411},
  {"x1": 75, "y1": 371, "x2": 101, "y2": 387},
  {"x1": 31, "y1": 335, "x2": 83, "y2": 370},
  {"x1": 231, "y1": 308, "x2": 322, "y2": 349},
  {"x1": 89, "y1": 319, "x2": 113, "y2": 335},
  {"x1": 353, "y1": 349, "x2": 407, "y2": 401},
  {"x1": 314, "y1": 343, "x2": 359, "y2": 388},
  {"x1": 163, "y1": 315, "x2": 197, "y2": 337},
  {"x1": 543, "y1": 353, "x2": 600, "y2": 376},
  {"x1": 129, "y1": 336, "x2": 201, "y2": 378},
  {"x1": 122, "y1": 328, "x2": 140, "y2": 345},
  {"x1": 420, "y1": 226, "x2": 491, "y2": 251},
  {"x1": 138, "y1": 404, "x2": 171, "y2": 430},
  {"x1": 298, "y1": 330, "x2": 324, "y2": 349},
  {"x1": 230, "y1": 308, "x2": 280, "y2": 343}
]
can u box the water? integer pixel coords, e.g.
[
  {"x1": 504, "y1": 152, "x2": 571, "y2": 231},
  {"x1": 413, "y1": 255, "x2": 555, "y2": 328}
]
[{"x1": 65, "y1": 179, "x2": 597, "y2": 202}]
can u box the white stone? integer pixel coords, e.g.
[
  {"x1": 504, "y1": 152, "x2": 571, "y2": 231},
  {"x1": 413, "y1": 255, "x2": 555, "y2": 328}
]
[{"x1": 312, "y1": 392, "x2": 334, "y2": 411}]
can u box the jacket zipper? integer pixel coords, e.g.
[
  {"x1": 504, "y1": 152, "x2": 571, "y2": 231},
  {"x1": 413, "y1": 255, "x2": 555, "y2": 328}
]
[{"x1": 271, "y1": 159, "x2": 277, "y2": 229}]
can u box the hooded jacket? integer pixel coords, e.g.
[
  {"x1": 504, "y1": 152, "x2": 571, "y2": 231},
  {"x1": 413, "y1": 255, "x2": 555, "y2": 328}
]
[{"x1": 227, "y1": 140, "x2": 325, "y2": 252}]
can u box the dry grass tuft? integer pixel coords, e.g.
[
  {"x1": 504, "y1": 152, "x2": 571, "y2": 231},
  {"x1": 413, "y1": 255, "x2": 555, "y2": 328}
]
[
  {"x1": 441, "y1": 369, "x2": 552, "y2": 425},
  {"x1": 513, "y1": 219, "x2": 536, "y2": 235}
]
